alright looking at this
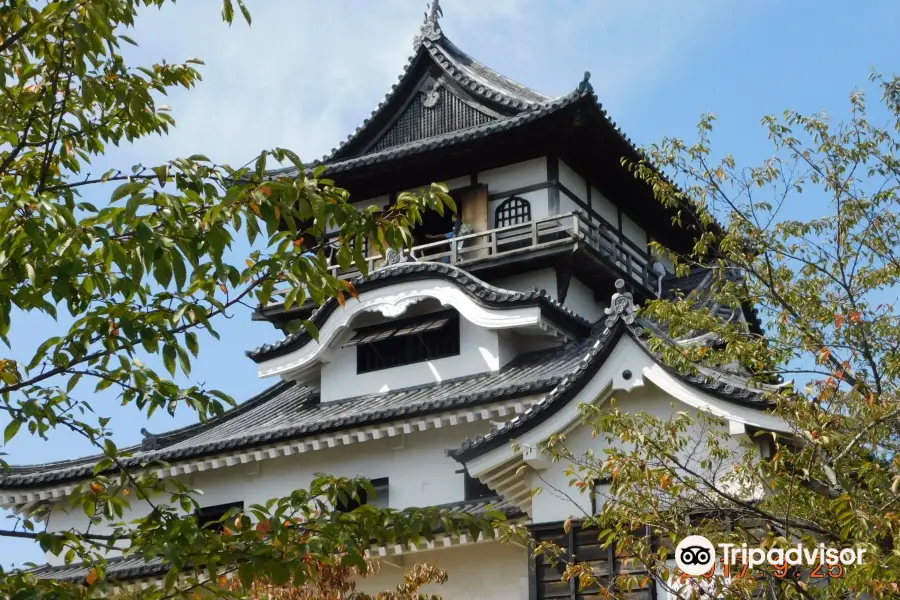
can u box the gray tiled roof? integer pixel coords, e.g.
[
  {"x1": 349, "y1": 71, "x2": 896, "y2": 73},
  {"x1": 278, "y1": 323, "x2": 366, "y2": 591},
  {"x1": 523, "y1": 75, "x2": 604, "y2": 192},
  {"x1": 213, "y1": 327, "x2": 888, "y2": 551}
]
[
  {"x1": 268, "y1": 85, "x2": 590, "y2": 179},
  {"x1": 311, "y1": 6, "x2": 550, "y2": 165},
  {"x1": 25, "y1": 495, "x2": 523, "y2": 583},
  {"x1": 249, "y1": 262, "x2": 592, "y2": 361},
  {"x1": 451, "y1": 283, "x2": 778, "y2": 463},
  {"x1": 661, "y1": 266, "x2": 764, "y2": 337},
  {"x1": 0, "y1": 339, "x2": 593, "y2": 489}
]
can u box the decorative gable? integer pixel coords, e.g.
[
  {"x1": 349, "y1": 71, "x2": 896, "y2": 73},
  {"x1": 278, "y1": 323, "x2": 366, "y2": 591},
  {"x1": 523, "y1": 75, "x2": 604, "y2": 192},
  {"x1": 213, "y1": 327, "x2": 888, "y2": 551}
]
[
  {"x1": 369, "y1": 76, "x2": 496, "y2": 153},
  {"x1": 321, "y1": 0, "x2": 551, "y2": 163}
]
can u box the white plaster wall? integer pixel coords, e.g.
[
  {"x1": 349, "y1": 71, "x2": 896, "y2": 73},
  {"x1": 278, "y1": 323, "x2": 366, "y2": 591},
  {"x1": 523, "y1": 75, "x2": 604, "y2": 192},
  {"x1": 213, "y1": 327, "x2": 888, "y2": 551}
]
[
  {"x1": 650, "y1": 241, "x2": 675, "y2": 273},
  {"x1": 44, "y1": 422, "x2": 499, "y2": 566},
  {"x1": 621, "y1": 213, "x2": 648, "y2": 251},
  {"x1": 320, "y1": 317, "x2": 504, "y2": 402},
  {"x1": 526, "y1": 382, "x2": 749, "y2": 524},
  {"x1": 563, "y1": 278, "x2": 605, "y2": 322},
  {"x1": 558, "y1": 192, "x2": 580, "y2": 218},
  {"x1": 478, "y1": 157, "x2": 546, "y2": 193},
  {"x1": 590, "y1": 187, "x2": 618, "y2": 226},
  {"x1": 558, "y1": 159, "x2": 587, "y2": 203},
  {"x1": 493, "y1": 269, "x2": 556, "y2": 297},
  {"x1": 493, "y1": 269, "x2": 604, "y2": 322},
  {"x1": 358, "y1": 542, "x2": 527, "y2": 600}
]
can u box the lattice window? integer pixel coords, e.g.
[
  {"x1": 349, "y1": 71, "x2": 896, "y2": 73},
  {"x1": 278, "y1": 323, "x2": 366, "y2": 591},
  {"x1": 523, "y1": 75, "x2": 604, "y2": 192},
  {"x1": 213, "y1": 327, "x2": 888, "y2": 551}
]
[
  {"x1": 195, "y1": 501, "x2": 244, "y2": 534},
  {"x1": 495, "y1": 195, "x2": 532, "y2": 228},
  {"x1": 354, "y1": 311, "x2": 460, "y2": 374},
  {"x1": 532, "y1": 523, "x2": 655, "y2": 600}
]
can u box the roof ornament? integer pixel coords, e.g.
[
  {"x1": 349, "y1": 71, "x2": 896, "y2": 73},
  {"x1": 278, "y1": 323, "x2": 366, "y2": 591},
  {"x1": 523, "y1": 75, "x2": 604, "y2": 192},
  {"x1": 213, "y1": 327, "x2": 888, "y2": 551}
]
[
  {"x1": 419, "y1": 74, "x2": 442, "y2": 108},
  {"x1": 140, "y1": 428, "x2": 161, "y2": 451},
  {"x1": 415, "y1": 0, "x2": 443, "y2": 47},
  {"x1": 603, "y1": 279, "x2": 636, "y2": 332},
  {"x1": 577, "y1": 71, "x2": 593, "y2": 94}
]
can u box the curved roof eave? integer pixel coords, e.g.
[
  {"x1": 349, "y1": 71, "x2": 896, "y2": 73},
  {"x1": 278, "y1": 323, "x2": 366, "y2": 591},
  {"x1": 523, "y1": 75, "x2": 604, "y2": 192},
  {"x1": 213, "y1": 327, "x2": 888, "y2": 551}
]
[
  {"x1": 449, "y1": 284, "x2": 784, "y2": 464},
  {"x1": 247, "y1": 262, "x2": 593, "y2": 363}
]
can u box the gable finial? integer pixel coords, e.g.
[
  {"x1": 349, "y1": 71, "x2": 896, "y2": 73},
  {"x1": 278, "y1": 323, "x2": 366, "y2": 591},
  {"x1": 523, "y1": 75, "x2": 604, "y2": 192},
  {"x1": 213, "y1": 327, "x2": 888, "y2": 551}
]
[
  {"x1": 426, "y1": 0, "x2": 443, "y2": 24},
  {"x1": 577, "y1": 71, "x2": 593, "y2": 94},
  {"x1": 140, "y1": 427, "x2": 160, "y2": 451},
  {"x1": 416, "y1": 0, "x2": 443, "y2": 47}
]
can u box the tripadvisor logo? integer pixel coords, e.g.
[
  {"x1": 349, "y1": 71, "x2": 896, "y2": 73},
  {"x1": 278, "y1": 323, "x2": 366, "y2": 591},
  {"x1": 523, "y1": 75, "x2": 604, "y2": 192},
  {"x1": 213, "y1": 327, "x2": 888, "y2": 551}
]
[
  {"x1": 675, "y1": 536, "x2": 717, "y2": 576},
  {"x1": 675, "y1": 535, "x2": 867, "y2": 578}
]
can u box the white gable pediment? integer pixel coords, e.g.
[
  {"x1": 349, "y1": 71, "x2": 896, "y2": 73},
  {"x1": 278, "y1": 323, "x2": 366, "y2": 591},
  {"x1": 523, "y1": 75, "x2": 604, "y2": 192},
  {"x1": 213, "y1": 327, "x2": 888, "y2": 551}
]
[{"x1": 256, "y1": 277, "x2": 569, "y2": 381}]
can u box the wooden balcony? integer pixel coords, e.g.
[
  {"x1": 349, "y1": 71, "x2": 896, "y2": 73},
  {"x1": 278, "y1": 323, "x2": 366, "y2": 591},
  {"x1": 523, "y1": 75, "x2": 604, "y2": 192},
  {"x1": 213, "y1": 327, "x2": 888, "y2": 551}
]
[{"x1": 259, "y1": 212, "x2": 660, "y2": 320}]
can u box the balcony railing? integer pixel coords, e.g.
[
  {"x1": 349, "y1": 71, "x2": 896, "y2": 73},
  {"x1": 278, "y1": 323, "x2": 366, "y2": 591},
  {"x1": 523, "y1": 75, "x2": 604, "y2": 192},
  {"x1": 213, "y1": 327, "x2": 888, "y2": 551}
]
[{"x1": 268, "y1": 213, "x2": 658, "y2": 305}]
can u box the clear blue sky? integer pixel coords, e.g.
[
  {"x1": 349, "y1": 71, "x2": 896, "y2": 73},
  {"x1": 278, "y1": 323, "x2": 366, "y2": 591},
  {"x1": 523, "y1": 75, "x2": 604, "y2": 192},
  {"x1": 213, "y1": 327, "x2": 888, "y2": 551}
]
[{"x1": 1, "y1": 0, "x2": 898, "y2": 567}]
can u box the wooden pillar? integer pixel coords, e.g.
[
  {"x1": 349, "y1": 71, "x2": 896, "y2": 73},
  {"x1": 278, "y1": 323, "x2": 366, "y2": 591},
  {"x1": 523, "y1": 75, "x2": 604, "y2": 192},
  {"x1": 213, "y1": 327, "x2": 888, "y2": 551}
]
[{"x1": 458, "y1": 184, "x2": 489, "y2": 260}]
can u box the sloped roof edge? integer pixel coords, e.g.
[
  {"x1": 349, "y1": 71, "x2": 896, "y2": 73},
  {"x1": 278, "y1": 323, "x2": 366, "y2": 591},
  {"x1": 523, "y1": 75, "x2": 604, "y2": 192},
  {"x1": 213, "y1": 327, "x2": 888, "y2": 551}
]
[
  {"x1": 248, "y1": 262, "x2": 592, "y2": 362},
  {"x1": 23, "y1": 495, "x2": 524, "y2": 583},
  {"x1": 450, "y1": 282, "x2": 779, "y2": 463}
]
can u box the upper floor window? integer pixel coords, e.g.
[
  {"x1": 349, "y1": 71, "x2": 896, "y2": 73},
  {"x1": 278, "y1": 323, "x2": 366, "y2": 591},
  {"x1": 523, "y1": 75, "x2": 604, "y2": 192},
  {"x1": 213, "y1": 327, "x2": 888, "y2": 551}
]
[
  {"x1": 336, "y1": 477, "x2": 390, "y2": 512},
  {"x1": 531, "y1": 523, "x2": 654, "y2": 600},
  {"x1": 495, "y1": 195, "x2": 532, "y2": 228},
  {"x1": 348, "y1": 310, "x2": 460, "y2": 374},
  {"x1": 195, "y1": 501, "x2": 244, "y2": 533},
  {"x1": 464, "y1": 472, "x2": 495, "y2": 501}
]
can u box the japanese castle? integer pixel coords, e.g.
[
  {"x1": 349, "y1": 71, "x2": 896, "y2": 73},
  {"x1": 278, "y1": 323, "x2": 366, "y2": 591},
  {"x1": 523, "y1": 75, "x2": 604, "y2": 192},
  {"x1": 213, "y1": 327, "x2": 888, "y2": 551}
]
[{"x1": 0, "y1": 3, "x2": 791, "y2": 598}]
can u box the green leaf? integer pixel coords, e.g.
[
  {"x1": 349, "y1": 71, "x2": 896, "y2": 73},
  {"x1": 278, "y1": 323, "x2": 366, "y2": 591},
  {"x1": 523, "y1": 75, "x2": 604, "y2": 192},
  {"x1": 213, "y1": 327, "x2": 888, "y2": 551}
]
[
  {"x1": 238, "y1": 562, "x2": 254, "y2": 590},
  {"x1": 3, "y1": 419, "x2": 21, "y2": 444},
  {"x1": 162, "y1": 344, "x2": 176, "y2": 376},
  {"x1": 176, "y1": 344, "x2": 191, "y2": 375},
  {"x1": 236, "y1": 0, "x2": 252, "y2": 25},
  {"x1": 185, "y1": 332, "x2": 199, "y2": 357},
  {"x1": 301, "y1": 319, "x2": 320, "y2": 341}
]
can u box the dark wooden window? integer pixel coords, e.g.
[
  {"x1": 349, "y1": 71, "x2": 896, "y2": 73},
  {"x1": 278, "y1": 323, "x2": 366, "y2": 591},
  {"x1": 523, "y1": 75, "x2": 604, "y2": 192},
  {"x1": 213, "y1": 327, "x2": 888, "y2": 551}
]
[
  {"x1": 531, "y1": 523, "x2": 655, "y2": 600},
  {"x1": 495, "y1": 195, "x2": 532, "y2": 228},
  {"x1": 195, "y1": 501, "x2": 244, "y2": 533},
  {"x1": 464, "y1": 472, "x2": 495, "y2": 500},
  {"x1": 336, "y1": 477, "x2": 389, "y2": 512},
  {"x1": 350, "y1": 311, "x2": 460, "y2": 374}
]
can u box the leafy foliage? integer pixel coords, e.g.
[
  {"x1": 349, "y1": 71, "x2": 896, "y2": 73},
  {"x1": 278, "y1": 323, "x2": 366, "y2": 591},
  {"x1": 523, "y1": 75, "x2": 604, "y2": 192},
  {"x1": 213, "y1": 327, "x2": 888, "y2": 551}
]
[
  {"x1": 0, "y1": 1, "x2": 490, "y2": 598},
  {"x1": 539, "y1": 74, "x2": 900, "y2": 599},
  {"x1": 225, "y1": 561, "x2": 449, "y2": 600}
]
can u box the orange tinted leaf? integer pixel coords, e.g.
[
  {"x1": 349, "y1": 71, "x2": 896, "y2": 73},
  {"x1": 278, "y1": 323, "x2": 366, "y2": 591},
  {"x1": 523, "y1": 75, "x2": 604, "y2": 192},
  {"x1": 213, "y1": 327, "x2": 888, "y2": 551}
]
[
  {"x1": 336, "y1": 292, "x2": 346, "y2": 307},
  {"x1": 218, "y1": 575, "x2": 228, "y2": 587},
  {"x1": 249, "y1": 202, "x2": 261, "y2": 216},
  {"x1": 274, "y1": 206, "x2": 281, "y2": 221},
  {"x1": 849, "y1": 311, "x2": 862, "y2": 323},
  {"x1": 260, "y1": 185, "x2": 271, "y2": 196},
  {"x1": 86, "y1": 568, "x2": 98, "y2": 585},
  {"x1": 219, "y1": 284, "x2": 227, "y2": 293},
  {"x1": 245, "y1": 259, "x2": 255, "y2": 268},
  {"x1": 90, "y1": 481, "x2": 106, "y2": 494},
  {"x1": 343, "y1": 280, "x2": 360, "y2": 301},
  {"x1": 834, "y1": 314, "x2": 845, "y2": 328}
]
